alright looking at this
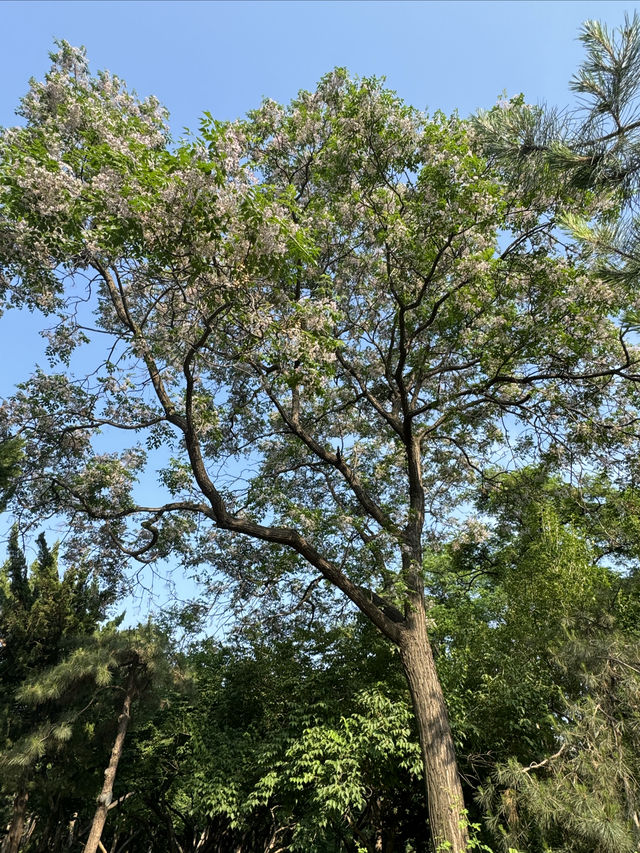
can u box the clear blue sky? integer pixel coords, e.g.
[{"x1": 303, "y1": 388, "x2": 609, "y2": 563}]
[
  {"x1": 0, "y1": 1, "x2": 633, "y2": 131},
  {"x1": 0, "y1": 0, "x2": 632, "y2": 618}
]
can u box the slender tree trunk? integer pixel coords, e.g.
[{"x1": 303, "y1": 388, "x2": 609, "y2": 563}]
[
  {"x1": 83, "y1": 666, "x2": 137, "y2": 853},
  {"x1": 3, "y1": 789, "x2": 28, "y2": 853},
  {"x1": 66, "y1": 814, "x2": 79, "y2": 850},
  {"x1": 398, "y1": 605, "x2": 468, "y2": 853},
  {"x1": 22, "y1": 818, "x2": 36, "y2": 849}
]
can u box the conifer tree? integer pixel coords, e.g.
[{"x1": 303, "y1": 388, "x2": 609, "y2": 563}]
[
  {"x1": 10, "y1": 624, "x2": 171, "y2": 853},
  {"x1": 426, "y1": 469, "x2": 640, "y2": 852},
  {"x1": 474, "y1": 14, "x2": 640, "y2": 285},
  {"x1": 0, "y1": 531, "x2": 113, "y2": 853}
]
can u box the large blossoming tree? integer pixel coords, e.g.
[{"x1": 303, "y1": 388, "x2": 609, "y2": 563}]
[{"x1": 2, "y1": 42, "x2": 640, "y2": 851}]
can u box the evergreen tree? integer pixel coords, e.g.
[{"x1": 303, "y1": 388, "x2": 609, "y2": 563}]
[
  {"x1": 0, "y1": 531, "x2": 113, "y2": 853},
  {"x1": 1, "y1": 621, "x2": 175, "y2": 853},
  {"x1": 474, "y1": 14, "x2": 640, "y2": 286}
]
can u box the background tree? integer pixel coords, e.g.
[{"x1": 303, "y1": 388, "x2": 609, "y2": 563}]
[
  {"x1": 426, "y1": 470, "x2": 640, "y2": 852},
  {"x1": 0, "y1": 531, "x2": 112, "y2": 853},
  {"x1": 2, "y1": 482, "x2": 638, "y2": 851},
  {"x1": 2, "y1": 38, "x2": 640, "y2": 851},
  {"x1": 474, "y1": 14, "x2": 640, "y2": 286},
  {"x1": 154, "y1": 620, "x2": 425, "y2": 853},
  {"x1": 1, "y1": 614, "x2": 173, "y2": 853},
  {"x1": 15, "y1": 623, "x2": 171, "y2": 853}
]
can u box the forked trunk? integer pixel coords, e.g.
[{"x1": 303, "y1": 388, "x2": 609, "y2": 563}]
[
  {"x1": 3, "y1": 789, "x2": 28, "y2": 853},
  {"x1": 83, "y1": 666, "x2": 136, "y2": 853},
  {"x1": 398, "y1": 605, "x2": 468, "y2": 853}
]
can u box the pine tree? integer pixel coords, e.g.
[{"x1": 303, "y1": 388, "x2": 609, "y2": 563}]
[
  {"x1": 474, "y1": 14, "x2": 640, "y2": 285},
  {"x1": 9, "y1": 623, "x2": 172, "y2": 853},
  {"x1": 432, "y1": 470, "x2": 640, "y2": 852},
  {"x1": 3, "y1": 526, "x2": 30, "y2": 619},
  {"x1": 477, "y1": 631, "x2": 640, "y2": 853},
  {"x1": 0, "y1": 531, "x2": 114, "y2": 853}
]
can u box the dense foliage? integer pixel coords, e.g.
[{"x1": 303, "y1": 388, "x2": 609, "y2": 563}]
[{"x1": 2, "y1": 484, "x2": 639, "y2": 851}]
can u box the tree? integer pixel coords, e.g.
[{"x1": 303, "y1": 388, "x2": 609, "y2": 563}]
[
  {"x1": 474, "y1": 14, "x2": 640, "y2": 286},
  {"x1": 80, "y1": 630, "x2": 161, "y2": 853},
  {"x1": 464, "y1": 475, "x2": 640, "y2": 852},
  {"x1": 424, "y1": 470, "x2": 640, "y2": 851},
  {"x1": 1, "y1": 619, "x2": 171, "y2": 853},
  {"x1": 157, "y1": 620, "x2": 424, "y2": 853},
  {"x1": 24, "y1": 625, "x2": 167, "y2": 853},
  {"x1": 0, "y1": 529, "x2": 111, "y2": 853},
  {"x1": 479, "y1": 637, "x2": 640, "y2": 853},
  {"x1": 2, "y1": 41, "x2": 639, "y2": 851}
]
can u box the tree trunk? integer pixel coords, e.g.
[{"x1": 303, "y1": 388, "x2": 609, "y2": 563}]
[
  {"x1": 83, "y1": 666, "x2": 136, "y2": 853},
  {"x1": 66, "y1": 814, "x2": 78, "y2": 850},
  {"x1": 398, "y1": 605, "x2": 468, "y2": 853},
  {"x1": 3, "y1": 789, "x2": 28, "y2": 853}
]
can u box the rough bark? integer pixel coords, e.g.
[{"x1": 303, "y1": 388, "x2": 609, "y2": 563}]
[
  {"x1": 83, "y1": 666, "x2": 136, "y2": 853},
  {"x1": 398, "y1": 606, "x2": 468, "y2": 853},
  {"x1": 2, "y1": 789, "x2": 28, "y2": 853}
]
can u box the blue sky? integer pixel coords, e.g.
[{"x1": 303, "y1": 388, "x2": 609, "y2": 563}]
[
  {"x1": 0, "y1": 0, "x2": 633, "y2": 618},
  {"x1": 1, "y1": 1, "x2": 633, "y2": 131}
]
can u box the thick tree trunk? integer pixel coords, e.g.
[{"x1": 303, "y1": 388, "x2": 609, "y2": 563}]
[
  {"x1": 3, "y1": 789, "x2": 28, "y2": 853},
  {"x1": 83, "y1": 667, "x2": 136, "y2": 853},
  {"x1": 398, "y1": 605, "x2": 468, "y2": 853}
]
